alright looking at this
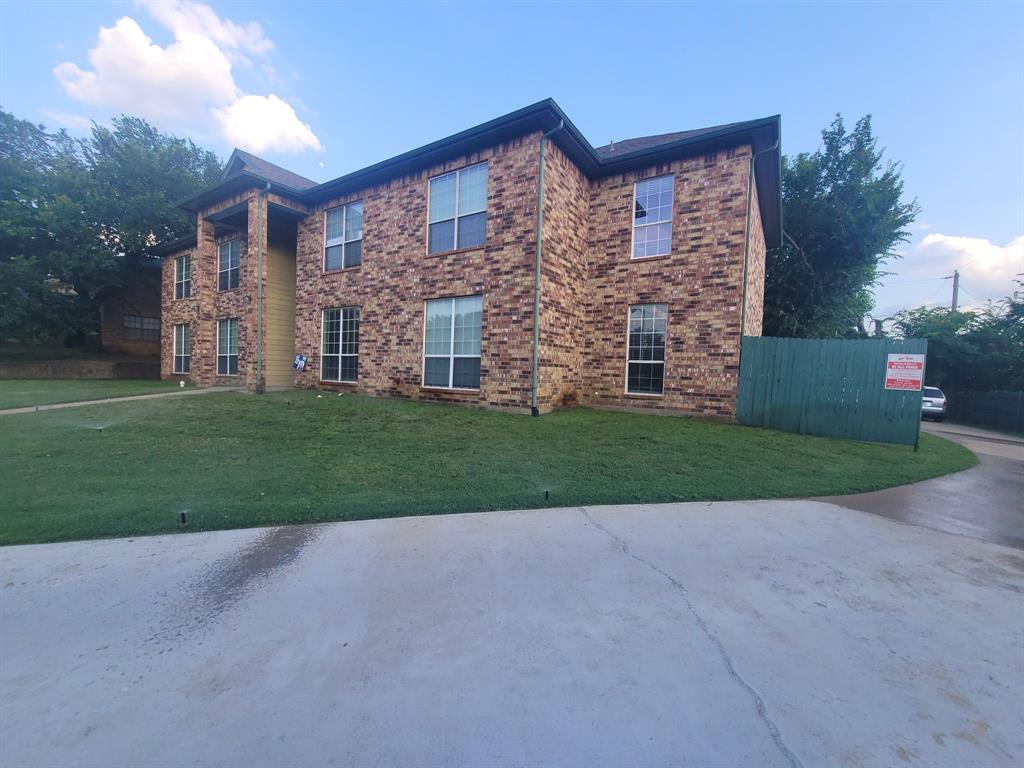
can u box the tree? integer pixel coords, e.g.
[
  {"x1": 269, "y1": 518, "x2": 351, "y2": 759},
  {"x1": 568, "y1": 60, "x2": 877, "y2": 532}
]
[
  {"x1": 764, "y1": 115, "x2": 919, "y2": 338},
  {"x1": 0, "y1": 108, "x2": 222, "y2": 345},
  {"x1": 891, "y1": 281, "x2": 1024, "y2": 391}
]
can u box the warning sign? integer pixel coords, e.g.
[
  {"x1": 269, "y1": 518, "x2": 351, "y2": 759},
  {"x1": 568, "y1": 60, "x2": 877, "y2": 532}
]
[{"x1": 885, "y1": 353, "x2": 926, "y2": 391}]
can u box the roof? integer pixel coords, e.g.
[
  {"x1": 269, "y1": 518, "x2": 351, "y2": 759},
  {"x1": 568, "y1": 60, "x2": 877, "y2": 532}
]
[
  {"x1": 223, "y1": 149, "x2": 317, "y2": 191},
  {"x1": 170, "y1": 99, "x2": 782, "y2": 248},
  {"x1": 593, "y1": 122, "x2": 750, "y2": 158}
]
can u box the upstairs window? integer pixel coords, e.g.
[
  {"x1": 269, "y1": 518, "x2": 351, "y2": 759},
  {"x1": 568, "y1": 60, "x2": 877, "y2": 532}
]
[
  {"x1": 428, "y1": 162, "x2": 488, "y2": 254},
  {"x1": 632, "y1": 175, "x2": 674, "y2": 259},
  {"x1": 423, "y1": 295, "x2": 483, "y2": 389},
  {"x1": 174, "y1": 255, "x2": 191, "y2": 299},
  {"x1": 124, "y1": 315, "x2": 160, "y2": 342},
  {"x1": 324, "y1": 202, "x2": 363, "y2": 270},
  {"x1": 626, "y1": 304, "x2": 667, "y2": 395},
  {"x1": 217, "y1": 318, "x2": 239, "y2": 375},
  {"x1": 218, "y1": 239, "x2": 241, "y2": 291},
  {"x1": 321, "y1": 307, "x2": 360, "y2": 382},
  {"x1": 173, "y1": 324, "x2": 191, "y2": 374}
]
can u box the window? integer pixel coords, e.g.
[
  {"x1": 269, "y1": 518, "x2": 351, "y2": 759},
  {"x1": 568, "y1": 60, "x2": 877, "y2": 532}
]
[
  {"x1": 626, "y1": 304, "x2": 667, "y2": 395},
  {"x1": 218, "y1": 239, "x2": 241, "y2": 291},
  {"x1": 173, "y1": 324, "x2": 191, "y2": 374},
  {"x1": 174, "y1": 255, "x2": 191, "y2": 299},
  {"x1": 428, "y1": 162, "x2": 488, "y2": 254},
  {"x1": 324, "y1": 202, "x2": 363, "y2": 270},
  {"x1": 321, "y1": 307, "x2": 360, "y2": 382},
  {"x1": 124, "y1": 315, "x2": 160, "y2": 342},
  {"x1": 632, "y1": 175, "x2": 674, "y2": 259},
  {"x1": 217, "y1": 318, "x2": 239, "y2": 375},
  {"x1": 423, "y1": 295, "x2": 483, "y2": 389}
]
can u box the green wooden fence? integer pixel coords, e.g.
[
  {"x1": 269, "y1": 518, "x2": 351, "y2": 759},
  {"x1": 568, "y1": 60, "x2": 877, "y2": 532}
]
[{"x1": 736, "y1": 337, "x2": 929, "y2": 447}]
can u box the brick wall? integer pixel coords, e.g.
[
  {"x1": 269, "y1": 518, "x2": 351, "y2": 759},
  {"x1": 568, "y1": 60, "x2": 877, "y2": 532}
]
[
  {"x1": 160, "y1": 189, "x2": 259, "y2": 387},
  {"x1": 537, "y1": 140, "x2": 589, "y2": 411},
  {"x1": 100, "y1": 277, "x2": 161, "y2": 357},
  {"x1": 292, "y1": 134, "x2": 541, "y2": 411},
  {"x1": 743, "y1": 179, "x2": 766, "y2": 337},
  {"x1": 581, "y1": 147, "x2": 753, "y2": 418},
  {"x1": 160, "y1": 133, "x2": 768, "y2": 418}
]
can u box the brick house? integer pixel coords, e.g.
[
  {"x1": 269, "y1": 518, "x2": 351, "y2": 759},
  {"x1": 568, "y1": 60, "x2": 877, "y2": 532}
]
[{"x1": 155, "y1": 99, "x2": 781, "y2": 417}]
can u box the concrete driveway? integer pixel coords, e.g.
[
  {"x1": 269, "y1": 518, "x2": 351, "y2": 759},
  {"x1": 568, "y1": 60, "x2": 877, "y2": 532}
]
[
  {"x1": 2, "y1": 498, "x2": 1022, "y2": 767},
  {"x1": 817, "y1": 421, "x2": 1024, "y2": 549}
]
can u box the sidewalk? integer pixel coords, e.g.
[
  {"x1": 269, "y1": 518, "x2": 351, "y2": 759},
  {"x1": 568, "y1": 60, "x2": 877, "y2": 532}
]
[{"x1": 0, "y1": 386, "x2": 238, "y2": 416}]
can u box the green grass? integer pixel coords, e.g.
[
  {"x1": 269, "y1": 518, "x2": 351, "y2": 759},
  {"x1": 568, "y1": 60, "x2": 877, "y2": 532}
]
[
  {"x1": 0, "y1": 391, "x2": 977, "y2": 545},
  {"x1": 0, "y1": 379, "x2": 187, "y2": 410}
]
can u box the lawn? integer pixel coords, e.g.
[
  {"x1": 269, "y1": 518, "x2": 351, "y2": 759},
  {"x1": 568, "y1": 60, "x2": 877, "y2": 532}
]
[
  {"x1": 0, "y1": 379, "x2": 187, "y2": 410},
  {"x1": 0, "y1": 391, "x2": 977, "y2": 545}
]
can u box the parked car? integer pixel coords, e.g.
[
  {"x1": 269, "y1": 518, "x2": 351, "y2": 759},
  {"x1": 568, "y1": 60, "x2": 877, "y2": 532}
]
[{"x1": 921, "y1": 386, "x2": 947, "y2": 421}]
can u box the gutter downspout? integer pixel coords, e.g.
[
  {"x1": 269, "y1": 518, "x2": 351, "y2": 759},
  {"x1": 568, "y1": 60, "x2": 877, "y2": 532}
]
[
  {"x1": 531, "y1": 119, "x2": 564, "y2": 417},
  {"x1": 256, "y1": 182, "x2": 270, "y2": 394},
  {"x1": 739, "y1": 138, "x2": 780, "y2": 340}
]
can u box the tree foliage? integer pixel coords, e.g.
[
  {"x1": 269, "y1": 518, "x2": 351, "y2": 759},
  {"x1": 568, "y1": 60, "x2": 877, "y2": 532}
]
[
  {"x1": 891, "y1": 281, "x2": 1024, "y2": 391},
  {"x1": 764, "y1": 115, "x2": 919, "y2": 338},
  {"x1": 0, "y1": 109, "x2": 221, "y2": 345}
]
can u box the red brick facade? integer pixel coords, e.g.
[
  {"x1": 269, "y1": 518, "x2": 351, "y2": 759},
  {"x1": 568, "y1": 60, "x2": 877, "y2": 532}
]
[{"x1": 161, "y1": 109, "x2": 775, "y2": 419}]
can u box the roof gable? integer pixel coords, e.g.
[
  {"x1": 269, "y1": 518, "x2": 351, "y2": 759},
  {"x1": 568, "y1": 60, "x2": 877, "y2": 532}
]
[{"x1": 222, "y1": 149, "x2": 317, "y2": 191}]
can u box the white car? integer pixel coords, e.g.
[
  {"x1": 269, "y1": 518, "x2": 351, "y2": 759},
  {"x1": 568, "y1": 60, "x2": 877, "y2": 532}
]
[{"x1": 921, "y1": 386, "x2": 947, "y2": 422}]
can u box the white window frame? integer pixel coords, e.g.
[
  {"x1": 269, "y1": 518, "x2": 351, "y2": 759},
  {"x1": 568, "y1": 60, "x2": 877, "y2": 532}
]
[
  {"x1": 323, "y1": 202, "x2": 363, "y2": 271},
  {"x1": 624, "y1": 303, "x2": 668, "y2": 397},
  {"x1": 216, "y1": 318, "x2": 239, "y2": 376},
  {"x1": 427, "y1": 161, "x2": 488, "y2": 255},
  {"x1": 630, "y1": 174, "x2": 675, "y2": 260},
  {"x1": 422, "y1": 295, "x2": 483, "y2": 391},
  {"x1": 217, "y1": 239, "x2": 241, "y2": 291},
  {"x1": 320, "y1": 306, "x2": 360, "y2": 383},
  {"x1": 174, "y1": 254, "x2": 191, "y2": 299},
  {"x1": 173, "y1": 323, "x2": 190, "y2": 374}
]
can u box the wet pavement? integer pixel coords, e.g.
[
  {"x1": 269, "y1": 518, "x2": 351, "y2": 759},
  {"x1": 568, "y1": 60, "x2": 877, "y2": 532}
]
[
  {"x1": 2, "y1": 499, "x2": 1022, "y2": 767},
  {"x1": 817, "y1": 421, "x2": 1024, "y2": 549}
]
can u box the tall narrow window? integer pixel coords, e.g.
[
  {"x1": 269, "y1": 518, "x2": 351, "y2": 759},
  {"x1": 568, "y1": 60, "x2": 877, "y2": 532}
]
[
  {"x1": 218, "y1": 240, "x2": 241, "y2": 290},
  {"x1": 428, "y1": 162, "x2": 488, "y2": 254},
  {"x1": 632, "y1": 175, "x2": 674, "y2": 259},
  {"x1": 321, "y1": 307, "x2": 360, "y2": 382},
  {"x1": 173, "y1": 323, "x2": 191, "y2": 374},
  {"x1": 324, "y1": 202, "x2": 363, "y2": 270},
  {"x1": 626, "y1": 304, "x2": 667, "y2": 395},
  {"x1": 217, "y1": 318, "x2": 239, "y2": 375},
  {"x1": 174, "y1": 254, "x2": 191, "y2": 299},
  {"x1": 423, "y1": 295, "x2": 482, "y2": 389}
]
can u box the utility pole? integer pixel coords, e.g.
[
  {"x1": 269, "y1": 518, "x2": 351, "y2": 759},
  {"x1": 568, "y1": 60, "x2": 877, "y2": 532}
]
[{"x1": 950, "y1": 269, "x2": 960, "y2": 311}]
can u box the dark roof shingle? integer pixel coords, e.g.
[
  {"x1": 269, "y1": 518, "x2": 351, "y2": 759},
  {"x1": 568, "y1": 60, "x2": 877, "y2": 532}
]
[
  {"x1": 223, "y1": 149, "x2": 318, "y2": 191},
  {"x1": 594, "y1": 122, "x2": 749, "y2": 159}
]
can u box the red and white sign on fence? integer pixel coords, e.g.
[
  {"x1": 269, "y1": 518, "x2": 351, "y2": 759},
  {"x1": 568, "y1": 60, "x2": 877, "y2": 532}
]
[{"x1": 884, "y1": 353, "x2": 926, "y2": 391}]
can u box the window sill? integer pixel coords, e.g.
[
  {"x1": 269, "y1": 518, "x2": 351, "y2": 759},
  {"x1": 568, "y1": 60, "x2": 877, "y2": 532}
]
[
  {"x1": 630, "y1": 254, "x2": 672, "y2": 263},
  {"x1": 319, "y1": 379, "x2": 358, "y2": 387},
  {"x1": 420, "y1": 385, "x2": 481, "y2": 394},
  {"x1": 173, "y1": 295, "x2": 193, "y2": 301},
  {"x1": 216, "y1": 287, "x2": 242, "y2": 294},
  {"x1": 624, "y1": 391, "x2": 664, "y2": 399},
  {"x1": 425, "y1": 244, "x2": 486, "y2": 259},
  {"x1": 323, "y1": 266, "x2": 362, "y2": 275}
]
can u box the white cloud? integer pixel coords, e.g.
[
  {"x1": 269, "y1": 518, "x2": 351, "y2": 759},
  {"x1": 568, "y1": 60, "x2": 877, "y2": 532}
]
[
  {"x1": 53, "y1": 2, "x2": 320, "y2": 154},
  {"x1": 909, "y1": 234, "x2": 1023, "y2": 300},
  {"x1": 214, "y1": 95, "x2": 322, "y2": 153}
]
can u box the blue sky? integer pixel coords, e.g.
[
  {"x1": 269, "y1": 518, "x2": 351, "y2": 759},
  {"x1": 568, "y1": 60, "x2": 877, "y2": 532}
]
[{"x1": 1, "y1": 0, "x2": 1021, "y2": 317}]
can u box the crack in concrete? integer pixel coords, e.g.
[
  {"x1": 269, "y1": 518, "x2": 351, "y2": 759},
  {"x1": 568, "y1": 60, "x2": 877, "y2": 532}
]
[{"x1": 579, "y1": 506, "x2": 804, "y2": 768}]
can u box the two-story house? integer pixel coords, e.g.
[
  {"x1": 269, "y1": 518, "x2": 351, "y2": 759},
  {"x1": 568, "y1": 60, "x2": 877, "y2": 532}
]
[{"x1": 156, "y1": 98, "x2": 781, "y2": 417}]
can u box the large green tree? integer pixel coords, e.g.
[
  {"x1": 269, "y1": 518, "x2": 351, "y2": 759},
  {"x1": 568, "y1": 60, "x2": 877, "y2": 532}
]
[
  {"x1": 764, "y1": 115, "x2": 919, "y2": 338},
  {"x1": 0, "y1": 109, "x2": 222, "y2": 345}
]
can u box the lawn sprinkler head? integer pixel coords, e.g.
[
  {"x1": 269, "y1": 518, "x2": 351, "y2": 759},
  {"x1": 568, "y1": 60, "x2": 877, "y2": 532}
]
[{"x1": 180, "y1": 511, "x2": 187, "y2": 527}]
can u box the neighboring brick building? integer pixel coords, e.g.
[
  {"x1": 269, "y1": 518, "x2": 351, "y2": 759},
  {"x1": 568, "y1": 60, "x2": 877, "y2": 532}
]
[
  {"x1": 98, "y1": 263, "x2": 162, "y2": 357},
  {"x1": 156, "y1": 99, "x2": 781, "y2": 418}
]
